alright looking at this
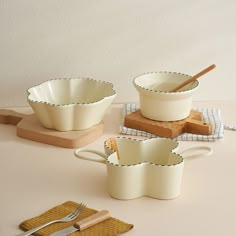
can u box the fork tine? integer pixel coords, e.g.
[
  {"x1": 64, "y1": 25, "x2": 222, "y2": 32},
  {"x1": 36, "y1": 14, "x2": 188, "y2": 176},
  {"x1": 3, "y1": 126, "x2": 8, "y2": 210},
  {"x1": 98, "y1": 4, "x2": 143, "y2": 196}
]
[
  {"x1": 70, "y1": 203, "x2": 86, "y2": 219},
  {"x1": 16, "y1": 203, "x2": 86, "y2": 236},
  {"x1": 74, "y1": 203, "x2": 85, "y2": 213},
  {"x1": 68, "y1": 203, "x2": 84, "y2": 215}
]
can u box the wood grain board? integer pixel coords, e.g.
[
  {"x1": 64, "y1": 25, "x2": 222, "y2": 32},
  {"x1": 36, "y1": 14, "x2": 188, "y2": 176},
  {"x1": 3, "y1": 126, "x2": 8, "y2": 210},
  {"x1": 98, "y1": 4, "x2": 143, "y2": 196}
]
[
  {"x1": 0, "y1": 109, "x2": 104, "y2": 148},
  {"x1": 124, "y1": 110, "x2": 212, "y2": 139}
]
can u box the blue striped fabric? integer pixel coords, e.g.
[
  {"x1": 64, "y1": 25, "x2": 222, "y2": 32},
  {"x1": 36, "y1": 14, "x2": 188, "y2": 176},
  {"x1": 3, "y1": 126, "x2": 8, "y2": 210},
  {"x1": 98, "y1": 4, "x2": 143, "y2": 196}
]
[{"x1": 120, "y1": 103, "x2": 226, "y2": 141}]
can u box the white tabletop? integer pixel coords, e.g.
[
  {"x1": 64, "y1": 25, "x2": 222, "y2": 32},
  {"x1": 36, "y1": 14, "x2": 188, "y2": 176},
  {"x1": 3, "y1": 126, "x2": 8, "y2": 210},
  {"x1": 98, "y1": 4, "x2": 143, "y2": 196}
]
[{"x1": 1, "y1": 101, "x2": 236, "y2": 236}]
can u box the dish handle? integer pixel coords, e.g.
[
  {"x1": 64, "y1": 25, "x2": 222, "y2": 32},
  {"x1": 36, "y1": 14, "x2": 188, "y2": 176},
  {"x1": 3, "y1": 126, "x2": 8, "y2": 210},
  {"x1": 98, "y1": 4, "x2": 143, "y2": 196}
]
[
  {"x1": 178, "y1": 146, "x2": 213, "y2": 160},
  {"x1": 74, "y1": 148, "x2": 107, "y2": 164}
]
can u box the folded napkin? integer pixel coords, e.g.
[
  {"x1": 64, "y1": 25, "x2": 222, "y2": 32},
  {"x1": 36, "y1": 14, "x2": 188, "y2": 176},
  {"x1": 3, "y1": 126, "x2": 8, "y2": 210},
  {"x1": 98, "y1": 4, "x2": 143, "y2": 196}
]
[
  {"x1": 19, "y1": 201, "x2": 133, "y2": 236},
  {"x1": 120, "y1": 103, "x2": 225, "y2": 141}
]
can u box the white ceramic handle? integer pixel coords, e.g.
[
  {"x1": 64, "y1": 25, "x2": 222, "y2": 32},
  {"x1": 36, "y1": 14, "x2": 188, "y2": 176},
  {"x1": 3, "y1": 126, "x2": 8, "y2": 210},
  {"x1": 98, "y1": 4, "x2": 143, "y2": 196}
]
[
  {"x1": 74, "y1": 148, "x2": 107, "y2": 164},
  {"x1": 179, "y1": 146, "x2": 213, "y2": 160}
]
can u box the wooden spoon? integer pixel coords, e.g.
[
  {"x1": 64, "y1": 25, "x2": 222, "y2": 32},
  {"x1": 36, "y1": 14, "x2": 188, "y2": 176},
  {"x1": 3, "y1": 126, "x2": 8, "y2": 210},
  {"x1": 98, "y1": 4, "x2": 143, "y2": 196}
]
[
  {"x1": 107, "y1": 138, "x2": 120, "y2": 159},
  {"x1": 170, "y1": 64, "x2": 216, "y2": 92}
]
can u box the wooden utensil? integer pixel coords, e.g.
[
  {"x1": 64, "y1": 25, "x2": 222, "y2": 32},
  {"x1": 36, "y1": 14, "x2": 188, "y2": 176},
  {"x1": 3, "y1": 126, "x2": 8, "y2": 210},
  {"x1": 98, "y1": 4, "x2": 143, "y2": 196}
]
[
  {"x1": 124, "y1": 110, "x2": 212, "y2": 139},
  {"x1": 170, "y1": 64, "x2": 216, "y2": 92},
  {"x1": 105, "y1": 138, "x2": 120, "y2": 159},
  {"x1": 0, "y1": 109, "x2": 104, "y2": 148},
  {"x1": 49, "y1": 210, "x2": 110, "y2": 236}
]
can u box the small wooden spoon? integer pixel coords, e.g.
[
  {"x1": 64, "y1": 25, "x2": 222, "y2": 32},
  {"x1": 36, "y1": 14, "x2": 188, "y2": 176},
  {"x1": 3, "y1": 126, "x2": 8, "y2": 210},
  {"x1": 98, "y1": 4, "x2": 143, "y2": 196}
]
[
  {"x1": 107, "y1": 138, "x2": 120, "y2": 159},
  {"x1": 170, "y1": 64, "x2": 216, "y2": 92}
]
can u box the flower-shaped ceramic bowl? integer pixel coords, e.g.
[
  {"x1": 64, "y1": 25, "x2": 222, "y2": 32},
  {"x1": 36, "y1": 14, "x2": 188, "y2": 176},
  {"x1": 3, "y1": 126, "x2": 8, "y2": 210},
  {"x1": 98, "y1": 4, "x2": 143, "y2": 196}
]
[
  {"x1": 133, "y1": 72, "x2": 199, "y2": 121},
  {"x1": 27, "y1": 78, "x2": 116, "y2": 131},
  {"x1": 74, "y1": 137, "x2": 212, "y2": 200}
]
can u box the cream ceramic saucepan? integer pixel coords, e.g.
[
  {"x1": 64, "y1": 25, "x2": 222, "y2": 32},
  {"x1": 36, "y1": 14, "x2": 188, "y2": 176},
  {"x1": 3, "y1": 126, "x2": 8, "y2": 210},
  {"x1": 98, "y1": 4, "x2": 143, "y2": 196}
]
[
  {"x1": 133, "y1": 72, "x2": 199, "y2": 121},
  {"x1": 74, "y1": 137, "x2": 212, "y2": 200}
]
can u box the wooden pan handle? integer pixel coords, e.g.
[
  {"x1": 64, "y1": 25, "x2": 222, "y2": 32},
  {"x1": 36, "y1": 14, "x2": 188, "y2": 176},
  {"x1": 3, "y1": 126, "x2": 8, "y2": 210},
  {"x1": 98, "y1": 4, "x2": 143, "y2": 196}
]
[
  {"x1": 74, "y1": 210, "x2": 110, "y2": 231},
  {"x1": 185, "y1": 119, "x2": 212, "y2": 135},
  {"x1": 0, "y1": 109, "x2": 27, "y2": 125}
]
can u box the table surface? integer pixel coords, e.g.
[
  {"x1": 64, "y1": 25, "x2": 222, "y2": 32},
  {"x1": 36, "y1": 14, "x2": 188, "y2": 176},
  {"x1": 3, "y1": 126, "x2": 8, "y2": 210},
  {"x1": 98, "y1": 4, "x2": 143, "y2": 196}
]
[{"x1": 1, "y1": 101, "x2": 236, "y2": 236}]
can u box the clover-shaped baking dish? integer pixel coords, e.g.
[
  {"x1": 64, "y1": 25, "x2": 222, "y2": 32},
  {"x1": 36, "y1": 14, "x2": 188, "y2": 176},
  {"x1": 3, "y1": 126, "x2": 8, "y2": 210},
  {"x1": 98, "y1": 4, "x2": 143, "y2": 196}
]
[
  {"x1": 27, "y1": 78, "x2": 116, "y2": 131},
  {"x1": 75, "y1": 137, "x2": 212, "y2": 200}
]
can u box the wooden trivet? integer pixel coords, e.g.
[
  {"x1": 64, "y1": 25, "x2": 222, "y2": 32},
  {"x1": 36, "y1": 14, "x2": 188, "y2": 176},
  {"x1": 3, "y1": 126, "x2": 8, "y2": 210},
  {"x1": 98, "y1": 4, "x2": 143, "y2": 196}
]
[
  {"x1": 0, "y1": 109, "x2": 103, "y2": 148},
  {"x1": 124, "y1": 110, "x2": 212, "y2": 139}
]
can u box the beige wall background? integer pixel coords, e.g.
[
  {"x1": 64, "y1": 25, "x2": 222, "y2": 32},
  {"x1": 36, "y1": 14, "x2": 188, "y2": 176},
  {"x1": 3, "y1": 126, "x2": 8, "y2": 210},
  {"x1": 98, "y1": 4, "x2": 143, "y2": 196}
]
[{"x1": 0, "y1": 0, "x2": 235, "y2": 107}]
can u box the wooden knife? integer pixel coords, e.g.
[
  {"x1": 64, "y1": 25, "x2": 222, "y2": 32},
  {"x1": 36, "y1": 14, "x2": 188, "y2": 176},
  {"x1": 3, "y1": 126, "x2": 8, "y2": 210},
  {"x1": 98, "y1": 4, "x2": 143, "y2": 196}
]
[{"x1": 49, "y1": 210, "x2": 110, "y2": 236}]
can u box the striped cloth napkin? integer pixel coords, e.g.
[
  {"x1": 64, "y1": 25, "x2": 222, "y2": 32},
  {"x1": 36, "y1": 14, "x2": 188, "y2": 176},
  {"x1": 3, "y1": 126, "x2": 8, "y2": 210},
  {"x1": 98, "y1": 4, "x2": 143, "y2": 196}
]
[{"x1": 120, "y1": 103, "x2": 229, "y2": 141}]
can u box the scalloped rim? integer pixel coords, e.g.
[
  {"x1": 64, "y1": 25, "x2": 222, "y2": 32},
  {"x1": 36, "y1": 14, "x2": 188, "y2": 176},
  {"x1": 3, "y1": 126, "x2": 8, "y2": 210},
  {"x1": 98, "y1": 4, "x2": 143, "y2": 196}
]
[
  {"x1": 104, "y1": 136, "x2": 183, "y2": 167},
  {"x1": 133, "y1": 71, "x2": 199, "y2": 94},
  {"x1": 27, "y1": 77, "x2": 116, "y2": 107}
]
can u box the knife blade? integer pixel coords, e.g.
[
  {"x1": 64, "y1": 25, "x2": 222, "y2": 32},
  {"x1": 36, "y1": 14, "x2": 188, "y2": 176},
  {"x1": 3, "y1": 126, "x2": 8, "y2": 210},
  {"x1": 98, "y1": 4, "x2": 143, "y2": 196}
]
[{"x1": 49, "y1": 210, "x2": 110, "y2": 236}]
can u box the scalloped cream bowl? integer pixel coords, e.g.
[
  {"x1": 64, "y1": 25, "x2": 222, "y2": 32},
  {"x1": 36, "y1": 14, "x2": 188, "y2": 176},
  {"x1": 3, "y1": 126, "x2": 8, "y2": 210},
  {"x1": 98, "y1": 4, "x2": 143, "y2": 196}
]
[
  {"x1": 27, "y1": 78, "x2": 116, "y2": 131},
  {"x1": 133, "y1": 72, "x2": 199, "y2": 121}
]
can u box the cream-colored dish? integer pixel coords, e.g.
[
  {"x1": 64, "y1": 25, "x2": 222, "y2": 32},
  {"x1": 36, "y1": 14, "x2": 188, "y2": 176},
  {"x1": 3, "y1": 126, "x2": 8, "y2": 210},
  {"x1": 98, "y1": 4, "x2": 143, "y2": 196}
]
[
  {"x1": 74, "y1": 137, "x2": 212, "y2": 200},
  {"x1": 27, "y1": 78, "x2": 116, "y2": 131},
  {"x1": 133, "y1": 72, "x2": 199, "y2": 121}
]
